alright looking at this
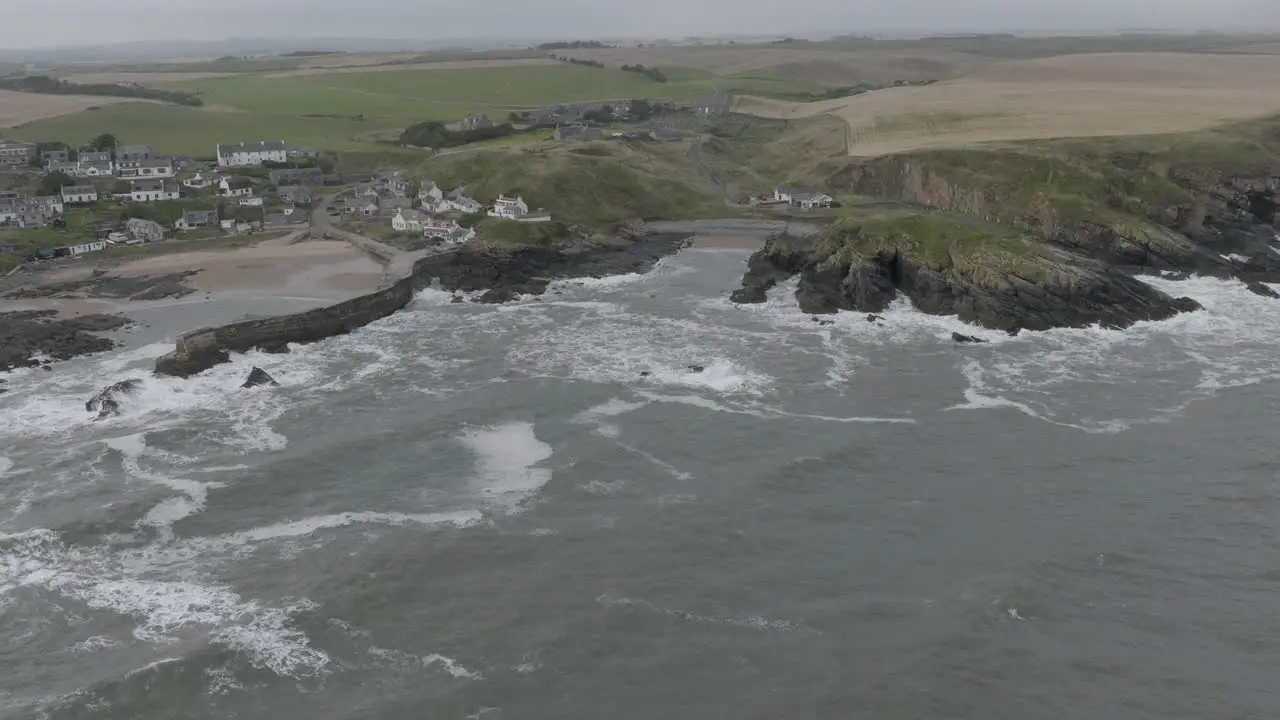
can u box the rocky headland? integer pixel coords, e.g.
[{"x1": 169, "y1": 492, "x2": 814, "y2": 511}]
[
  {"x1": 0, "y1": 310, "x2": 132, "y2": 372},
  {"x1": 731, "y1": 124, "x2": 1280, "y2": 331}
]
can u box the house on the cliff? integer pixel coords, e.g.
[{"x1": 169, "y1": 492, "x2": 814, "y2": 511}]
[
  {"x1": 773, "y1": 187, "x2": 833, "y2": 209},
  {"x1": 445, "y1": 187, "x2": 482, "y2": 214},
  {"x1": 421, "y1": 217, "x2": 475, "y2": 244},
  {"x1": 391, "y1": 208, "x2": 426, "y2": 232},
  {"x1": 175, "y1": 209, "x2": 218, "y2": 230}
]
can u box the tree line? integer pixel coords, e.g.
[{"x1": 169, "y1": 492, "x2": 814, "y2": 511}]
[
  {"x1": 0, "y1": 75, "x2": 203, "y2": 107},
  {"x1": 620, "y1": 64, "x2": 667, "y2": 83}
]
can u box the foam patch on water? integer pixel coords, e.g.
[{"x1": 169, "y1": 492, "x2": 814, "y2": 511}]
[
  {"x1": 0, "y1": 457, "x2": 12, "y2": 478},
  {"x1": 221, "y1": 511, "x2": 481, "y2": 544},
  {"x1": 104, "y1": 433, "x2": 225, "y2": 540},
  {"x1": 424, "y1": 653, "x2": 482, "y2": 679},
  {"x1": 458, "y1": 422, "x2": 552, "y2": 511},
  {"x1": 0, "y1": 529, "x2": 329, "y2": 678}
]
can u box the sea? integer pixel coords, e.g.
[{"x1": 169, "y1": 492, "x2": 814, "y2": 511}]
[{"x1": 1, "y1": 246, "x2": 1279, "y2": 719}]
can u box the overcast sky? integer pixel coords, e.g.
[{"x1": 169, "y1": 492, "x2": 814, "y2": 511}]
[{"x1": 6, "y1": 0, "x2": 1280, "y2": 49}]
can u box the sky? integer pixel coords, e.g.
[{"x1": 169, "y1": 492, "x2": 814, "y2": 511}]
[{"x1": 5, "y1": 0, "x2": 1280, "y2": 49}]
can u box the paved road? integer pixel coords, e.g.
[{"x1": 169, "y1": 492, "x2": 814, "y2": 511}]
[{"x1": 310, "y1": 190, "x2": 444, "y2": 288}]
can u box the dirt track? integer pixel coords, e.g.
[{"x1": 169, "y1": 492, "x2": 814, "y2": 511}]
[{"x1": 733, "y1": 52, "x2": 1280, "y2": 156}]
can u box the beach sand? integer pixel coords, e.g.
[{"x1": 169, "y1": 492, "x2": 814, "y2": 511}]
[{"x1": 4, "y1": 238, "x2": 385, "y2": 322}]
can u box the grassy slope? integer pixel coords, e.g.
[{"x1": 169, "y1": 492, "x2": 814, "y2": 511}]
[
  {"x1": 701, "y1": 114, "x2": 850, "y2": 198},
  {"x1": 413, "y1": 140, "x2": 725, "y2": 234},
  {"x1": 817, "y1": 211, "x2": 1038, "y2": 272}
]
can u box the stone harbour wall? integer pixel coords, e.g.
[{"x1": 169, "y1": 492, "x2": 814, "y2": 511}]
[{"x1": 154, "y1": 272, "x2": 416, "y2": 377}]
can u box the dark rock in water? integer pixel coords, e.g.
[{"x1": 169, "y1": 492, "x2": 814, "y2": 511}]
[
  {"x1": 952, "y1": 332, "x2": 988, "y2": 344},
  {"x1": 1247, "y1": 282, "x2": 1280, "y2": 299},
  {"x1": 477, "y1": 287, "x2": 519, "y2": 304},
  {"x1": 1, "y1": 311, "x2": 131, "y2": 372},
  {"x1": 41, "y1": 366, "x2": 52, "y2": 372},
  {"x1": 86, "y1": 378, "x2": 141, "y2": 420},
  {"x1": 257, "y1": 342, "x2": 291, "y2": 354},
  {"x1": 1171, "y1": 296, "x2": 1202, "y2": 312},
  {"x1": 687, "y1": 365, "x2": 705, "y2": 373},
  {"x1": 1007, "y1": 327, "x2": 1022, "y2": 337},
  {"x1": 1162, "y1": 270, "x2": 1192, "y2": 281},
  {"x1": 639, "y1": 371, "x2": 651, "y2": 377},
  {"x1": 818, "y1": 319, "x2": 835, "y2": 326},
  {"x1": 450, "y1": 295, "x2": 464, "y2": 304},
  {"x1": 241, "y1": 367, "x2": 279, "y2": 388},
  {"x1": 866, "y1": 314, "x2": 884, "y2": 322}
]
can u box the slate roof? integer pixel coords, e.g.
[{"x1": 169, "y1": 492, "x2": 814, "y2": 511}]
[{"x1": 217, "y1": 141, "x2": 286, "y2": 157}]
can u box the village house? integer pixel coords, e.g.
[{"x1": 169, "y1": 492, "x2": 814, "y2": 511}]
[
  {"x1": 216, "y1": 140, "x2": 287, "y2": 168},
  {"x1": 239, "y1": 195, "x2": 263, "y2": 207},
  {"x1": 183, "y1": 173, "x2": 214, "y2": 189},
  {"x1": 175, "y1": 209, "x2": 218, "y2": 230},
  {"x1": 378, "y1": 172, "x2": 409, "y2": 197},
  {"x1": 358, "y1": 198, "x2": 380, "y2": 216},
  {"x1": 115, "y1": 144, "x2": 154, "y2": 162},
  {"x1": 31, "y1": 195, "x2": 64, "y2": 215},
  {"x1": 391, "y1": 208, "x2": 427, "y2": 232},
  {"x1": 461, "y1": 114, "x2": 493, "y2": 131},
  {"x1": 353, "y1": 183, "x2": 380, "y2": 200},
  {"x1": 0, "y1": 140, "x2": 37, "y2": 167},
  {"x1": 130, "y1": 179, "x2": 180, "y2": 203},
  {"x1": 117, "y1": 157, "x2": 175, "y2": 179},
  {"x1": 446, "y1": 187, "x2": 482, "y2": 214},
  {"x1": 773, "y1": 187, "x2": 834, "y2": 209},
  {"x1": 380, "y1": 196, "x2": 412, "y2": 214},
  {"x1": 286, "y1": 147, "x2": 317, "y2": 159},
  {"x1": 488, "y1": 194, "x2": 529, "y2": 220},
  {"x1": 554, "y1": 124, "x2": 605, "y2": 142},
  {"x1": 418, "y1": 182, "x2": 444, "y2": 204},
  {"x1": 125, "y1": 217, "x2": 166, "y2": 243},
  {"x1": 269, "y1": 167, "x2": 323, "y2": 186},
  {"x1": 78, "y1": 151, "x2": 114, "y2": 175},
  {"x1": 278, "y1": 185, "x2": 313, "y2": 206},
  {"x1": 42, "y1": 149, "x2": 70, "y2": 165},
  {"x1": 61, "y1": 185, "x2": 98, "y2": 204},
  {"x1": 218, "y1": 176, "x2": 254, "y2": 198},
  {"x1": 421, "y1": 217, "x2": 475, "y2": 244}
]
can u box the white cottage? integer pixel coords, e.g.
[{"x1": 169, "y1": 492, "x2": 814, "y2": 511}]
[{"x1": 216, "y1": 141, "x2": 287, "y2": 168}]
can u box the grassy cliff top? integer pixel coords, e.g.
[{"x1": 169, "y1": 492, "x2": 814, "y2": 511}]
[
  {"x1": 815, "y1": 211, "x2": 1040, "y2": 270},
  {"x1": 413, "y1": 140, "x2": 725, "y2": 232}
]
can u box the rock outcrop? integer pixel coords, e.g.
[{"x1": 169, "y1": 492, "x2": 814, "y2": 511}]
[
  {"x1": 240, "y1": 367, "x2": 278, "y2": 388},
  {"x1": 733, "y1": 220, "x2": 1201, "y2": 332},
  {"x1": 1, "y1": 311, "x2": 131, "y2": 372},
  {"x1": 86, "y1": 378, "x2": 141, "y2": 420}
]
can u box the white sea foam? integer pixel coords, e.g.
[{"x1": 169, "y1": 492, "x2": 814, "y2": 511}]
[
  {"x1": 0, "y1": 529, "x2": 329, "y2": 677},
  {"x1": 0, "y1": 457, "x2": 12, "y2": 477},
  {"x1": 223, "y1": 511, "x2": 481, "y2": 544},
  {"x1": 458, "y1": 422, "x2": 553, "y2": 510},
  {"x1": 104, "y1": 434, "x2": 224, "y2": 538},
  {"x1": 423, "y1": 653, "x2": 482, "y2": 679}
]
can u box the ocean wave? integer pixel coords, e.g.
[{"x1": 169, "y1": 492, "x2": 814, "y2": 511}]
[{"x1": 458, "y1": 421, "x2": 553, "y2": 512}]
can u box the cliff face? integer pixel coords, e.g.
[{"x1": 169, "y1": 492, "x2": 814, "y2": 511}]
[{"x1": 827, "y1": 153, "x2": 1280, "y2": 282}]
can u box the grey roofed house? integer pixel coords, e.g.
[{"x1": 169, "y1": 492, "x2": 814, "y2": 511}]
[
  {"x1": 180, "y1": 210, "x2": 218, "y2": 227},
  {"x1": 61, "y1": 185, "x2": 96, "y2": 196},
  {"x1": 264, "y1": 208, "x2": 309, "y2": 227},
  {"x1": 116, "y1": 144, "x2": 154, "y2": 161},
  {"x1": 380, "y1": 197, "x2": 412, "y2": 212},
  {"x1": 47, "y1": 160, "x2": 80, "y2": 174},
  {"x1": 132, "y1": 179, "x2": 167, "y2": 192},
  {"x1": 278, "y1": 185, "x2": 313, "y2": 204},
  {"x1": 79, "y1": 151, "x2": 112, "y2": 164},
  {"x1": 269, "y1": 167, "x2": 323, "y2": 186},
  {"x1": 222, "y1": 176, "x2": 254, "y2": 191},
  {"x1": 690, "y1": 92, "x2": 730, "y2": 115},
  {"x1": 42, "y1": 149, "x2": 70, "y2": 164}
]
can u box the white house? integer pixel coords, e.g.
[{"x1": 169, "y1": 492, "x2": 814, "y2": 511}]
[
  {"x1": 421, "y1": 217, "x2": 475, "y2": 244},
  {"x1": 773, "y1": 187, "x2": 834, "y2": 209},
  {"x1": 218, "y1": 177, "x2": 254, "y2": 198},
  {"x1": 68, "y1": 240, "x2": 107, "y2": 256},
  {"x1": 117, "y1": 157, "x2": 175, "y2": 179},
  {"x1": 238, "y1": 195, "x2": 264, "y2": 207},
  {"x1": 216, "y1": 140, "x2": 287, "y2": 168},
  {"x1": 488, "y1": 194, "x2": 529, "y2": 220},
  {"x1": 418, "y1": 182, "x2": 444, "y2": 204},
  {"x1": 130, "y1": 179, "x2": 180, "y2": 203},
  {"x1": 183, "y1": 173, "x2": 213, "y2": 189},
  {"x1": 391, "y1": 208, "x2": 426, "y2": 232},
  {"x1": 61, "y1": 185, "x2": 98, "y2": 204}
]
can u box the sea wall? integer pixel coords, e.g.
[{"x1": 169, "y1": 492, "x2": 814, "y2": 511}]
[{"x1": 154, "y1": 272, "x2": 417, "y2": 377}]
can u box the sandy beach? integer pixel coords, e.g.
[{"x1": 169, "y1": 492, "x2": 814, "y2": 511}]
[{"x1": 3, "y1": 238, "x2": 385, "y2": 319}]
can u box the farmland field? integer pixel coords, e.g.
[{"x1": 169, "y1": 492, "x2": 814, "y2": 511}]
[{"x1": 4, "y1": 103, "x2": 407, "y2": 156}]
